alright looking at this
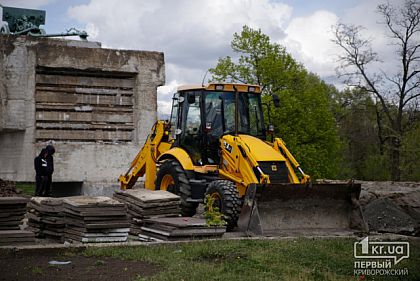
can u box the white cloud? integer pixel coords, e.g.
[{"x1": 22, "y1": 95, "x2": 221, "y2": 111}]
[
  {"x1": 157, "y1": 79, "x2": 179, "y2": 116},
  {"x1": 279, "y1": 0, "x2": 408, "y2": 87},
  {"x1": 66, "y1": 0, "x2": 409, "y2": 108},
  {"x1": 282, "y1": 10, "x2": 339, "y2": 78},
  {"x1": 158, "y1": 79, "x2": 179, "y2": 100},
  {"x1": 68, "y1": 0, "x2": 292, "y2": 82},
  {"x1": 342, "y1": 0, "x2": 404, "y2": 72},
  {"x1": 68, "y1": 0, "x2": 293, "y2": 113}
]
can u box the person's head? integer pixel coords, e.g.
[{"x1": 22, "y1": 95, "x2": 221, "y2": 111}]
[
  {"x1": 45, "y1": 145, "x2": 55, "y2": 156},
  {"x1": 40, "y1": 148, "x2": 48, "y2": 158}
]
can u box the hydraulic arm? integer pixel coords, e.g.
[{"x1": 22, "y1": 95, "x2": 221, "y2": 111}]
[
  {"x1": 273, "y1": 138, "x2": 311, "y2": 184},
  {"x1": 119, "y1": 121, "x2": 170, "y2": 190}
]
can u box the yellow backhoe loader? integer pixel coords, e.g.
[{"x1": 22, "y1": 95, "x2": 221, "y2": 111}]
[{"x1": 119, "y1": 83, "x2": 367, "y2": 235}]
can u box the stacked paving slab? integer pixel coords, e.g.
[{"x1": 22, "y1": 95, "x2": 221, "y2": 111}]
[
  {"x1": 26, "y1": 197, "x2": 65, "y2": 241},
  {"x1": 0, "y1": 197, "x2": 35, "y2": 245},
  {"x1": 113, "y1": 189, "x2": 181, "y2": 235},
  {"x1": 63, "y1": 196, "x2": 129, "y2": 243},
  {"x1": 139, "y1": 217, "x2": 226, "y2": 241}
]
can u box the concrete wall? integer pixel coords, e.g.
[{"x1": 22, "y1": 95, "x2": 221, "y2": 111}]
[{"x1": 0, "y1": 35, "x2": 164, "y2": 194}]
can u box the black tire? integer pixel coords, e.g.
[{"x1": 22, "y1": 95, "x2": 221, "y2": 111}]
[
  {"x1": 205, "y1": 180, "x2": 241, "y2": 231},
  {"x1": 155, "y1": 160, "x2": 198, "y2": 216}
]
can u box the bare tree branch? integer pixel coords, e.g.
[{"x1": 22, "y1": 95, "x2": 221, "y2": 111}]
[{"x1": 332, "y1": 0, "x2": 420, "y2": 180}]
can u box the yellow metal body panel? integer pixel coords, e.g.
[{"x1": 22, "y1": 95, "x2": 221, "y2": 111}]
[
  {"x1": 157, "y1": 148, "x2": 194, "y2": 171},
  {"x1": 215, "y1": 134, "x2": 308, "y2": 196},
  {"x1": 158, "y1": 142, "x2": 172, "y2": 155},
  {"x1": 193, "y1": 165, "x2": 218, "y2": 173},
  {"x1": 238, "y1": 135, "x2": 286, "y2": 162}
]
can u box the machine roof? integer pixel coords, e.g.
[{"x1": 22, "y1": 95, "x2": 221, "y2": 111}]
[{"x1": 177, "y1": 83, "x2": 261, "y2": 93}]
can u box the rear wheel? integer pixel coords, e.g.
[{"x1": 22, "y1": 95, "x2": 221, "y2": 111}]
[
  {"x1": 205, "y1": 180, "x2": 241, "y2": 231},
  {"x1": 155, "y1": 160, "x2": 198, "y2": 216}
]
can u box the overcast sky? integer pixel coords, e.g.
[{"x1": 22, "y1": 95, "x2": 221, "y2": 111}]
[{"x1": 1, "y1": 0, "x2": 402, "y2": 114}]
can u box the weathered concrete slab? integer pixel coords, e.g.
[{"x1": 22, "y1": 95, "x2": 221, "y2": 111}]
[
  {"x1": 30, "y1": 197, "x2": 63, "y2": 206},
  {"x1": 143, "y1": 217, "x2": 209, "y2": 228},
  {"x1": 63, "y1": 196, "x2": 125, "y2": 208},
  {"x1": 64, "y1": 233, "x2": 128, "y2": 243},
  {"x1": 115, "y1": 189, "x2": 180, "y2": 204},
  {"x1": 114, "y1": 193, "x2": 180, "y2": 209},
  {"x1": 139, "y1": 217, "x2": 226, "y2": 241},
  {"x1": 0, "y1": 230, "x2": 35, "y2": 238},
  {"x1": 0, "y1": 197, "x2": 29, "y2": 205},
  {"x1": 0, "y1": 230, "x2": 36, "y2": 245}
]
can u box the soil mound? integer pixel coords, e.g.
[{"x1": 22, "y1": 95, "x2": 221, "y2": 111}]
[
  {"x1": 0, "y1": 178, "x2": 21, "y2": 197},
  {"x1": 359, "y1": 181, "x2": 420, "y2": 236}
]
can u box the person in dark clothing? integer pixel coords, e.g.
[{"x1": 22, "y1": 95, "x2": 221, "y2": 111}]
[
  {"x1": 34, "y1": 148, "x2": 48, "y2": 196},
  {"x1": 44, "y1": 144, "x2": 55, "y2": 197}
]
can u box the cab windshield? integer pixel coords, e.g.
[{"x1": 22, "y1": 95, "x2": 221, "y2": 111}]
[{"x1": 205, "y1": 91, "x2": 265, "y2": 138}]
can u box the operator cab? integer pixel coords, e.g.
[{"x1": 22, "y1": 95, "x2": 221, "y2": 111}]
[{"x1": 169, "y1": 83, "x2": 265, "y2": 166}]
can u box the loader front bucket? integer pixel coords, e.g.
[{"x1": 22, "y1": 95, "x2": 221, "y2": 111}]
[{"x1": 237, "y1": 183, "x2": 368, "y2": 236}]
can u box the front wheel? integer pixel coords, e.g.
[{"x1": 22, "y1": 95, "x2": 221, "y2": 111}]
[
  {"x1": 155, "y1": 160, "x2": 198, "y2": 216},
  {"x1": 205, "y1": 180, "x2": 242, "y2": 231}
]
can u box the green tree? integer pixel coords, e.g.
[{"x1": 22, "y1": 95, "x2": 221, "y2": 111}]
[
  {"x1": 331, "y1": 88, "x2": 391, "y2": 180},
  {"x1": 401, "y1": 121, "x2": 420, "y2": 180},
  {"x1": 209, "y1": 26, "x2": 341, "y2": 179},
  {"x1": 333, "y1": 0, "x2": 420, "y2": 181}
]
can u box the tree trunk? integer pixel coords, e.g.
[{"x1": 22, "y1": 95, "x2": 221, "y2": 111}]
[{"x1": 390, "y1": 136, "x2": 401, "y2": 181}]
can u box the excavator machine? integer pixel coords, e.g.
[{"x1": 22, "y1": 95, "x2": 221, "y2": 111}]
[{"x1": 119, "y1": 83, "x2": 367, "y2": 235}]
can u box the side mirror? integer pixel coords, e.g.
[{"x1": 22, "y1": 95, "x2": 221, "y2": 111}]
[
  {"x1": 272, "y1": 94, "x2": 280, "y2": 108},
  {"x1": 187, "y1": 93, "x2": 196, "y2": 104}
]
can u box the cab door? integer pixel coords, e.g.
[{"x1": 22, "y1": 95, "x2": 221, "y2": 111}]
[{"x1": 178, "y1": 91, "x2": 203, "y2": 165}]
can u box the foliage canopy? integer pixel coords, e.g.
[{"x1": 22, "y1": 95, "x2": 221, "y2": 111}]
[{"x1": 209, "y1": 26, "x2": 341, "y2": 179}]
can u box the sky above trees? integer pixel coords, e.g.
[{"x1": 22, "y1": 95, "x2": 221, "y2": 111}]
[{"x1": 0, "y1": 0, "x2": 403, "y2": 114}]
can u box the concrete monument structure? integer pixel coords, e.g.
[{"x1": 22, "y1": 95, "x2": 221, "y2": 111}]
[{"x1": 0, "y1": 35, "x2": 165, "y2": 195}]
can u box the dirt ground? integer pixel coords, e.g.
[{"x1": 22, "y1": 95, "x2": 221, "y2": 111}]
[{"x1": 0, "y1": 248, "x2": 160, "y2": 281}]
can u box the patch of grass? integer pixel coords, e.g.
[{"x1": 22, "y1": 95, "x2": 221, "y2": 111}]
[
  {"x1": 82, "y1": 238, "x2": 420, "y2": 281},
  {"x1": 95, "y1": 260, "x2": 106, "y2": 266},
  {"x1": 15, "y1": 182, "x2": 35, "y2": 196},
  {"x1": 30, "y1": 266, "x2": 43, "y2": 275}
]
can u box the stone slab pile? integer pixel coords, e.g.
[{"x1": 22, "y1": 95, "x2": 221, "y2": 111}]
[
  {"x1": 0, "y1": 197, "x2": 28, "y2": 230},
  {"x1": 0, "y1": 197, "x2": 35, "y2": 245},
  {"x1": 63, "y1": 196, "x2": 129, "y2": 243},
  {"x1": 138, "y1": 217, "x2": 226, "y2": 241},
  {"x1": 26, "y1": 197, "x2": 65, "y2": 241},
  {"x1": 113, "y1": 189, "x2": 180, "y2": 235}
]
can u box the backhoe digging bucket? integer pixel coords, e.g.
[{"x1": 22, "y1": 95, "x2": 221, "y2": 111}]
[{"x1": 237, "y1": 183, "x2": 368, "y2": 236}]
